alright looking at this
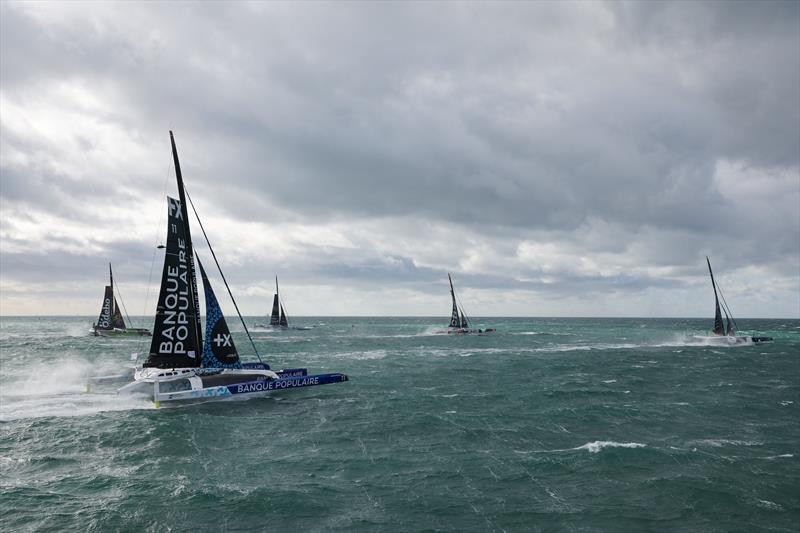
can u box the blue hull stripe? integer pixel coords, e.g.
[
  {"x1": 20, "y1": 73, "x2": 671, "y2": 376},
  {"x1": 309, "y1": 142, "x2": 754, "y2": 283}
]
[{"x1": 226, "y1": 373, "x2": 348, "y2": 395}]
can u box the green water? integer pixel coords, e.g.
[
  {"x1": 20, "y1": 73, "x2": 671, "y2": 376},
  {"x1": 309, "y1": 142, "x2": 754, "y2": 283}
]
[{"x1": 1, "y1": 316, "x2": 798, "y2": 532}]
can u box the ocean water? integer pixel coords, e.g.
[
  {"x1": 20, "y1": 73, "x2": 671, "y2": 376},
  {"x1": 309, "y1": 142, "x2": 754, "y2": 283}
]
[{"x1": 0, "y1": 316, "x2": 798, "y2": 532}]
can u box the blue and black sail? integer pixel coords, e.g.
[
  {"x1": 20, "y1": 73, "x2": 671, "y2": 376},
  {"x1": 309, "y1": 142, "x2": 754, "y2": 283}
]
[
  {"x1": 706, "y1": 257, "x2": 725, "y2": 336},
  {"x1": 199, "y1": 259, "x2": 242, "y2": 369}
]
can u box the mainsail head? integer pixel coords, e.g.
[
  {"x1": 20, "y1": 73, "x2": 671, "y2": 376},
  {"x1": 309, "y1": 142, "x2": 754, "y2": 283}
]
[
  {"x1": 144, "y1": 196, "x2": 203, "y2": 368},
  {"x1": 199, "y1": 259, "x2": 242, "y2": 369}
]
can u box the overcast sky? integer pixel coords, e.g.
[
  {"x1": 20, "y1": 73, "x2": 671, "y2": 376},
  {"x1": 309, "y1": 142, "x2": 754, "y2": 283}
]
[{"x1": 1, "y1": 0, "x2": 798, "y2": 318}]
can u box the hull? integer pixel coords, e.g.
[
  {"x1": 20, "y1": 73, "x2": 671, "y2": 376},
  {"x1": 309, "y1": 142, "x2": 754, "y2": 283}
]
[
  {"x1": 92, "y1": 327, "x2": 152, "y2": 337},
  {"x1": 118, "y1": 366, "x2": 348, "y2": 403},
  {"x1": 447, "y1": 328, "x2": 496, "y2": 335},
  {"x1": 688, "y1": 334, "x2": 772, "y2": 345},
  {"x1": 253, "y1": 323, "x2": 312, "y2": 331}
]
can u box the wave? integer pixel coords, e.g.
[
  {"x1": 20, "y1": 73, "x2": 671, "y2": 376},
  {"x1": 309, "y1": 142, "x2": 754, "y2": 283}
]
[
  {"x1": 515, "y1": 440, "x2": 647, "y2": 454},
  {"x1": 691, "y1": 439, "x2": 763, "y2": 448},
  {"x1": 574, "y1": 441, "x2": 647, "y2": 453}
]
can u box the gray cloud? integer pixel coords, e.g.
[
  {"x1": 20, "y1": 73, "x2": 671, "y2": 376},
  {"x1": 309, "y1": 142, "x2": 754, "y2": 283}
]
[{"x1": 1, "y1": 1, "x2": 798, "y2": 317}]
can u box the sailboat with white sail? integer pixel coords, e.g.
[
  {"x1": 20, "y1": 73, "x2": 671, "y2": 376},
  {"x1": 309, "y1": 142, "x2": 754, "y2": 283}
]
[
  {"x1": 118, "y1": 132, "x2": 348, "y2": 403},
  {"x1": 690, "y1": 257, "x2": 772, "y2": 345},
  {"x1": 444, "y1": 273, "x2": 495, "y2": 335},
  {"x1": 91, "y1": 263, "x2": 151, "y2": 336}
]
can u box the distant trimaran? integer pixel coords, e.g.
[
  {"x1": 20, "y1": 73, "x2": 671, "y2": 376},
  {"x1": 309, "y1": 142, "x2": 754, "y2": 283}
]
[
  {"x1": 446, "y1": 273, "x2": 495, "y2": 335},
  {"x1": 91, "y1": 263, "x2": 151, "y2": 337},
  {"x1": 691, "y1": 257, "x2": 772, "y2": 345}
]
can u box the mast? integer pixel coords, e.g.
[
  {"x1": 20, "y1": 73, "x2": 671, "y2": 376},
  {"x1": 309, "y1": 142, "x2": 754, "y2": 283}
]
[
  {"x1": 170, "y1": 131, "x2": 203, "y2": 355},
  {"x1": 706, "y1": 257, "x2": 725, "y2": 335}
]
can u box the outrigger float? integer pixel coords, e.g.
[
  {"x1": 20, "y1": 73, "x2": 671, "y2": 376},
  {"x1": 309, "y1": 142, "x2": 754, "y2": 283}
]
[{"x1": 118, "y1": 132, "x2": 348, "y2": 404}]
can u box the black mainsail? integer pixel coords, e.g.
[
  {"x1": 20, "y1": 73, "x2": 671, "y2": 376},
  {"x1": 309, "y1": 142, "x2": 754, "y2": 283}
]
[
  {"x1": 448, "y1": 273, "x2": 470, "y2": 329},
  {"x1": 95, "y1": 285, "x2": 114, "y2": 331},
  {"x1": 269, "y1": 277, "x2": 281, "y2": 326},
  {"x1": 448, "y1": 274, "x2": 461, "y2": 328},
  {"x1": 268, "y1": 276, "x2": 289, "y2": 327},
  {"x1": 144, "y1": 195, "x2": 203, "y2": 368},
  {"x1": 706, "y1": 257, "x2": 725, "y2": 336}
]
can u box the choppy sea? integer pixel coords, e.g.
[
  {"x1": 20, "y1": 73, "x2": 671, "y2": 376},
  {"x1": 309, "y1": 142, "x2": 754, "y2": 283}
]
[{"x1": 1, "y1": 316, "x2": 798, "y2": 532}]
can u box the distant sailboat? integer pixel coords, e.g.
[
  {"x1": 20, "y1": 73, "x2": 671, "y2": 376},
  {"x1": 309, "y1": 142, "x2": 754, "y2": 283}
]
[
  {"x1": 255, "y1": 277, "x2": 310, "y2": 330},
  {"x1": 445, "y1": 273, "x2": 495, "y2": 335},
  {"x1": 690, "y1": 257, "x2": 772, "y2": 345},
  {"x1": 118, "y1": 131, "x2": 348, "y2": 403},
  {"x1": 91, "y1": 263, "x2": 151, "y2": 337}
]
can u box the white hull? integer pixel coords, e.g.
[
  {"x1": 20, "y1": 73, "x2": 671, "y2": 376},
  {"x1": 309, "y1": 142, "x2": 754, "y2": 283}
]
[{"x1": 119, "y1": 367, "x2": 280, "y2": 402}]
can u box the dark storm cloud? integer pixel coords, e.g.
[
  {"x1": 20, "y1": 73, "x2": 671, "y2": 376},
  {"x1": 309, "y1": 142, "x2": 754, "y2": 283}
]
[{"x1": 1, "y1": 1, "x2": 797, "y2": 316}]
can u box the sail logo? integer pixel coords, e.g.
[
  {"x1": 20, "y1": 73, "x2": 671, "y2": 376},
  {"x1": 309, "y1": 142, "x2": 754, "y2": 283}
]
[
  {"x1": 158, "y1": 237, "x2": 191, "y2": 355},
  {"x1": 213, "y1": 333, "x2": 232, "y2": 347},
  {"x1": 99, "y1": 297, "x2": 112, "y2": 328},
  {"x1": 168, "y1": 197, "x2": 183, "y2": 219}
]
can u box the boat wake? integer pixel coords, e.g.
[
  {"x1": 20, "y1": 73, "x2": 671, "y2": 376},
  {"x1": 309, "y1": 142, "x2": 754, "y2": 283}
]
[{"x1": 0, "y1": 359, "x2": 153, "y2": 421}]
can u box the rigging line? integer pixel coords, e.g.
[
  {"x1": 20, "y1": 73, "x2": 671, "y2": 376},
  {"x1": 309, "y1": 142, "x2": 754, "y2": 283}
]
[
  {"x1": 452, "y1": 280, "x2": 472, "y2": 325},
  {"x1": 112, "y1": 278, "x2": 135, "y2": 330},
  {"x1": 183, "y1": 186, "x2": 265, "y2": 365},
  {"x1": 716, "y1": 281, "x2": 739, "y2": 332}
]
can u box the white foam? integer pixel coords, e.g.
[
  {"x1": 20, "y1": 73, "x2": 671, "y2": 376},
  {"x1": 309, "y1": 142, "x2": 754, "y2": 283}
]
[
  {"x1": 692, "y1": 439, "x2": 762, "y2": 447},
  {"x1": 0, "y1": 357, "x2": 151, "y2": 421},
  {"x1": 521, "y1": 440, "x2": 647, "y2": 454},
  {"x1": 574, "y1": 441, "x2": 646, "y2": 453}
]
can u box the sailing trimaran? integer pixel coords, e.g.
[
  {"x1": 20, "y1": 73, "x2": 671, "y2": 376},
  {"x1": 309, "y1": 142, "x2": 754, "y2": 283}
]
[
  {"x1": 253, "y1": 277, "x2": 312, "y2": 330},
  {"x1": 91, "y1": 263, "x2": 151, "y2": 336},
  {"x1": 118, "y1": 132, "x2": 348, "y2": 403},
  {"x1": 446, "y1": 273, "x2": 495, "y2": 335},
  {"x1": 692, "y1": 257, "x2": 772, "y2": 345}
]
